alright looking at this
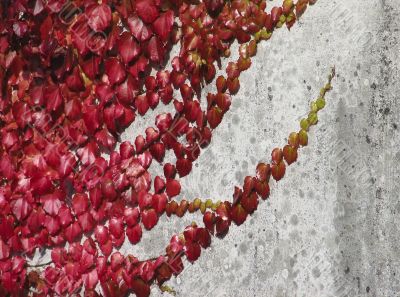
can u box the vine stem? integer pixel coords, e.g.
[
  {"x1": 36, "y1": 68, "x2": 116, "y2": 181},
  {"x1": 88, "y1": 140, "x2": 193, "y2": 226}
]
[
  {"x1": 26, "y1": 255, "x2": 163, "y2": 269},
  {"x1": 27, "y1": 261, "x2": 53, "y2": 268}
]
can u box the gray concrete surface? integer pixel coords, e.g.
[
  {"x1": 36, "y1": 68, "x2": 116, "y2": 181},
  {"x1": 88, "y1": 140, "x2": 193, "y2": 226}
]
[{"x1": 133, "y1": 0, "x2": 400, "y2": 296}]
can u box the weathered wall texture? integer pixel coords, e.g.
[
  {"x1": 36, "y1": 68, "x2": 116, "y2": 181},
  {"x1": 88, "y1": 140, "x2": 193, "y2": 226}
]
[{"x1": 119, "y1": 0, "x2": 400, "y2": 296}]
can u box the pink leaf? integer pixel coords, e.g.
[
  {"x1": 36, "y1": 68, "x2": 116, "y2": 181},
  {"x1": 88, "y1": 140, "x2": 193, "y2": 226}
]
[
  {"x1": 12, "y1": 197, "x2": 32, "y2": 221},
  {"x1": 41, "y1": 194, "x2": 61, "y2": 216},
  {"x1": 127, "y1": 16, "x2": 153, "y2": 42},
  {"x1": 0, "y1": 239, "x2": 10, "y2": 260},
  {"x1": 83, "y1": 269, "x2": 99, "y2": 289},
  {"x1": 44, "y1": 215, "x2": 61, "y2": 235}
]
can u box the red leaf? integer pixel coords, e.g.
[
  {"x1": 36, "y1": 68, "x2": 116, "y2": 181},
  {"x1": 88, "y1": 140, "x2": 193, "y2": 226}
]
[
  {"x1": 118, "y1": 32, "x2": 141, "y2": 65},
  {"x1": 82, "y1": 55, "x2": 101, "y2": 80},
  {"x1": 138, "y1": 191, "x2": 153, "y2": 210},
  {"x1": 72, "y1": 194, "x2": 89, "y2": 216},
  {"x1": 64, "y1": 221, "x2": 82, "y2": 243},
  {"x1": 124, "y1": 207, "x2": 140, "y2": 227},
  {"x1": 33, "y1": 0, "x2": 45, "y2": 15},
  {"x1": 283, "y1": 145, "x2": 298, "y2": 165},
  {"x1": 149, "y1": 142, "x2": 165, "y2": 163},
  {"x1": 30, "y1": 175, "x2": 52, "y2": 196},
  {"x1": 271, "y1": 7, "x2": 283, "y2": 24},
  {"x1": 127, "y1": 16, "x2": 153, "y2": 42},
  {"x1": 226, "y1": 62, "x2": 240, "y2": 79},
  {"x1": 77, "y1": 142, "x2": 99, "y2": 166},
  {"x1": 135, "y1": 0, "x2": 159, "y2": 24},
  {"x1": 197, "y1": 228, "x2": 211, "y2": 249},
  {"x1": 138, "y1": 151, "x2": 153, "y2": 169},
  {"x1": 241, "y1": 192, "x2": 259, "y2": 214},
  {"x1": 116, "y1": 76, "x2": 140, "y2": 105},
  {"x1": 204, "y1": 0, "x2": 224, "y2": 16},
  {"x1": 110, "y1": 252, "x2": 124, "y2": 272},
  {"x1": 154, "y1": 176, "x2": 165, "y2": 193},
  {"x1": 147, "y1": 91, "x2": 159, "y2": 109},
  {"x1": 65, "y1": 99, "x2": 82, "y2": 120},
  {"x1": 109, "y1": 217, "x2": 124, "y2": 238},
  {"x1": 231, "y1": 204, "x2": 248, "y2": 226},
  {"x1": 185, "y1": 242, "x2": 201, "y2": 262},
  {"x1": 44, "y1": 215, "x2": 61, "y2": 235},
  {"x1": 243, "y1": 176, "x2": 255, "y2": 197},
  {"x1": 58, "y1": 153, "x2": 76, "y2": 177},
  {"x1": 12, "y1": 197, "x2": 32, "y2": 220},
  {"x1": 0, "y1": 154, "x2": 15, "y2": 180},
  {"x1": 135, "y1": 94, "x2": 149, "y2": 116},
  {"x1": 83, "y1": 269, "x2": 99, "y2": 289},
  {"x1": 155, "y1": 113, "x2": 172, "y2": 133},
  {"x1": 141, "y1": 208, "x2": 158, "y2": 230},
  {"x1": 215, "y1": 216, "x2": 230, "y2": 236},
  {"x1": 41, "y1": 194, "x2": 61, "y2": 216},
  {"x1": 152, "y1": 194, "x2": 167, "y2": 214},
  {"x1": 13, "y1": 21, "x2": 28, "y2": 37},
  {"x1": 271, "y1": 148, "x2": 283, "y2": 164},
  {"x1": 128, "y1": 55, "x2": 149, "y2": 78},
  {"x1": 271, "y1": 161, "x2": 286, "y2": 181},
  {"x1": 256, "y1": 163, "x2": 271, "y2": 182},
  {"x1": 152, "y1": 11, "x2": 174, "y2": 42},
  {"x1": 166, "y1": 179, "x2": 181, "y2": 198},
  {"x1": 66, "y1": 67, "x2": 85, "y2": 92},
  {"x1": 51, "y1": 247, "x2": 67, "y2": 267},
  {"x1": 145, "y1": 127, "x2": 159, "y2": 143},
  {"x1": 0, "y1": 239, "x2": 10, "y2": 260},
  {"x1": 95, "y1": 226, "x2": 109, "y2": 245},
  {"x1": 83, "y1": 105, "x2": 101, "y2": 132},
  {"x1": 45, "y1": 85, "x2": 63, "y2": 112},
  {"x1": 163, "y1": 163, "x2": 176, "y2": 179},
  {"x1": 78, "y1": 212, "x2": 95, "y2": 233},
  {"x1": 126, "y1": 224, "x2": 142, "y2": 244},
  {"x1": 105, "y1": 58, "x2": 126, "y2": 85},
  {"x1": 131, "y1": 278, "x2": 151, "y2": 297},
  {"x1": 87, "y1": 4, "x2": 112, "y2": 32},
  {"x1": 207, "y1": 107, "x2": 223, "y2": 129},
  {"x1": 58, "y1": 205, "x2": 73, "y2": 227},
  {"x1": 255, "y1": 180, "x2": 270, "y2": 199},
  {"x1": 176, "y1": 158, "x2": 192, "y2": 177},
  {"x1": 147, "y1": 36, "x2": 165, "y2": 63}
]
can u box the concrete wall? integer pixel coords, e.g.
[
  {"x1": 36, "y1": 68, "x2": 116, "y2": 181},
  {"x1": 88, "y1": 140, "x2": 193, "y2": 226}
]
[{"x1": 135, "y1": 0, "x2": 400, "y2": 296}]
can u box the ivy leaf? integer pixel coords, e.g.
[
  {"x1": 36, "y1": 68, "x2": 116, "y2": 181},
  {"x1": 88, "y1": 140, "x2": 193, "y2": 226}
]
[
  {"x1": 135, "y1": 0, "x2": 159, "y2": 24},
  {"x1": 152, "y1": 11, "x2": 174, "y2": 42},
  {"x1": 118, "y1": 33, "x2": 141, "y2": 65},
  {"x1": 0, "y1": 239, "x2": 10, "y2": 260},
  {"x1": 141, "y1": 208, "x2": 158, "y2": 230},
  {"x1": 87, "y1": 4, "x2": 112, "y2": 32}
]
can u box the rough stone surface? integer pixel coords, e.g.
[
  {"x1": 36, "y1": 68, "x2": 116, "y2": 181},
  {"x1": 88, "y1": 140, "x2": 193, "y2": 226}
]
[{"x1": 143, "y1": 1, "x2": 400, "y2": 296}]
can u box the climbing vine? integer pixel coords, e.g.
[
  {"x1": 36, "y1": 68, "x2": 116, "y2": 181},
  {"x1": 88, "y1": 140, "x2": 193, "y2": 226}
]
[{"x1": 0, "y1": 0, "x2": 334, "y2": 296}]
